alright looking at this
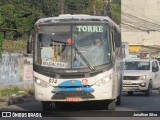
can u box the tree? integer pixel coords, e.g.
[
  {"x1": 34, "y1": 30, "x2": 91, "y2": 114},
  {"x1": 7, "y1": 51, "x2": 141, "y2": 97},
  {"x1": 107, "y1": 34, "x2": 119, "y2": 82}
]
[
  {"x1": 64, "y1": 0, "x2": 89, "y2": 14},
  {"x1": 0, "y1": 0, "x2": 121, "y2": 40},
  {"x1": 30, "y1": 0, "x2": 59, "y2": 16},
  {"x1": 0, "y1": 33, "x2": 3, "y2": 55},
  {"x1": 0, "y1": 0, "x2": 43, "y2": 39},
  {"x1": 111, "y1": 0, "x2": 121, "y2": 24}
]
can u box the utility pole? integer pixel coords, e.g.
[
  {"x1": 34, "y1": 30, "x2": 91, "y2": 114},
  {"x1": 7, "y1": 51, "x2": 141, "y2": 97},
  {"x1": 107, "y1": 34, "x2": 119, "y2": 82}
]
[
  {"x1": 93, "y1": 5, "x2": 96, "y2": 15},
  {"x1": 59, "y1": 0, "x2": 65, "y2": 14},
  {"x1": 90, "y1": 0, "x2": 96, "y2": 15},
  {"x1": 103, "y1": 0, "x2": 112, "y2": 18}
]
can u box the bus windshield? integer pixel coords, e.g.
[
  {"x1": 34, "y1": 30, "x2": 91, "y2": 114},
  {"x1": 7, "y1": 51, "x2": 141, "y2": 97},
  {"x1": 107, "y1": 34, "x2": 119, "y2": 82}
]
[{"x1": 35, "y1": 24, "x2": 111, "y2": 69}]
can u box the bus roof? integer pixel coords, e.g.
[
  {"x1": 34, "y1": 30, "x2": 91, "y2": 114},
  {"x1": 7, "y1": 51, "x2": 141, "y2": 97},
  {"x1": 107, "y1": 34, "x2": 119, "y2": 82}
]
[{"x1": 35, "y1": 14, "x2": 119, "y2": 30}]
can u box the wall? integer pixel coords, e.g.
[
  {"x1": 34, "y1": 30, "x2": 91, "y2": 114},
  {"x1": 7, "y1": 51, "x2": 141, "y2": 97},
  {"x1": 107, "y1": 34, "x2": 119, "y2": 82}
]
[
  {"x1": 121, "y1": 0, "x2": 160, "y2": 46},
  {"x1": 0, "y1": 52, "x2": 33, "y2": 86}
]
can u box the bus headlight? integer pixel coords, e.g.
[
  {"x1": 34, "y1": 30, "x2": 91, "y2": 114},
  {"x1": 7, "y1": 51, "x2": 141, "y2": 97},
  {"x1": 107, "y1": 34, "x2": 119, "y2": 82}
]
[
  {"x1": 34, "y1": 78, "x2": 50, "y2": 88},
  {"x1": 138, "y1": 75, "x2": 146, "y2": 80},
  {"x1": 36, "y1": 79, "x2": 41, "y2": 84},
  {"x1": 95, "y1": 74, "x2": 112, "y2": 86}
]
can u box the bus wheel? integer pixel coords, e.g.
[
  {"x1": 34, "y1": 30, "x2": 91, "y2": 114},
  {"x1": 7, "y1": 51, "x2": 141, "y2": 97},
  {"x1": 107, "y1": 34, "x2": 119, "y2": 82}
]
[
  {"x1": 128, "y1": 91, "x2": 133, "y2": 96},
  {"x1": 42, "y1": 101, "x2": 52, "y2": 111},
  {"x1": 107, "y1": 99, "x2": 116, "y2": 110},
  {"x1": 116, "y1": 95, "x2": 121, "y2": 105}
]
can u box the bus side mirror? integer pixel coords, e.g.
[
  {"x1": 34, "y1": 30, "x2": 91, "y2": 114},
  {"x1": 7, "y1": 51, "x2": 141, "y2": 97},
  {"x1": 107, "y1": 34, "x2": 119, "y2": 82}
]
[
  {"x1": 27, "y1": 39, "x2": 32, "y2": 54},
  {"x1": 27, "y1": 29, "x2": 34, "y2": 54}
]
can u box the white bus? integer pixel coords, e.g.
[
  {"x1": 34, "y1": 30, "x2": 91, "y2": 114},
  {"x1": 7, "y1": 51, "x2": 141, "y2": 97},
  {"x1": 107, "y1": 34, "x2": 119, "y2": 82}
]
[{"x1": 29, "y1": 14, "x2": 123, "y2": 111}]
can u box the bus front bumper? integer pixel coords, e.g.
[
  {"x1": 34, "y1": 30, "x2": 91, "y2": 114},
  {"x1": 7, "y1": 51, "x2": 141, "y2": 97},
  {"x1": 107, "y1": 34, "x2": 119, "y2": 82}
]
[{"x1": 34, "y1": 82, "x2": 115, "y2": 102}]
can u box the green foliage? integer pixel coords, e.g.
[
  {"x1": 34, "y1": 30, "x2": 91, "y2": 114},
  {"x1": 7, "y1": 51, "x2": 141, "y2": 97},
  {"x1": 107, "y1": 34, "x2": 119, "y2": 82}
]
[
  {"x1": 111, "y1": 1, "x2": 121, "y2": 25},
  {"x1": 0, "y1": 87, "x2": 20, "y2": 96},
  {"x1": 0, "y1": 0, "x2": 121, "y2": 40},
  {"x1": 30, "y1": 0, "x2": 59, "y2": 16},
  {"x1": 112, "y1": 0, "x2": 121, "y2": 5},
  {"x1": 0, "y1": 0, "x2": 44, "y2": 38},
  {"x1": 0, "y1": 13, "x2": 4, "y2": 25},
  {"x1": 0, "y1": 33, "x2": 3, "y2": 54},
  {"x1": 65, "y1": 0, "x2": 89, "y2": 14},
  {"x1": 3, "y1": 40, "x2": 26, "y2": 50}
]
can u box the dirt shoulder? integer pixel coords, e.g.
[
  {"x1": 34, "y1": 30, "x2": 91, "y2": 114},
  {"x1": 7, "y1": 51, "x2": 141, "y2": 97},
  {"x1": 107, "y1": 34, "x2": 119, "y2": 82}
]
[{"x1": 0, "y1": 91, "x2": 35, "y2": 108}]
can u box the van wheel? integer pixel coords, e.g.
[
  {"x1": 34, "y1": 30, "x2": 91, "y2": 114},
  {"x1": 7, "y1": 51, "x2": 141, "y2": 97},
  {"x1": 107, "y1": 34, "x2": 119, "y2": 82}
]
[
  {"x1": 42, "y1": 101, "x2": 52, "y2": 111},
  {"x1": 116, "y1": 95, "x2": 121, "y2": 105},
  {"x1": 158, "y1": 88, "x2": 160, "y2": 95},
  {"x1": 107, "y1": 100, "x2": 116, "y2": 110},
  {"x1": 145, "y1": 84, "x2": 152, "y2": 96},
  {"x1": 128, "y1": 91, "x2": 133, "y2": 96}
]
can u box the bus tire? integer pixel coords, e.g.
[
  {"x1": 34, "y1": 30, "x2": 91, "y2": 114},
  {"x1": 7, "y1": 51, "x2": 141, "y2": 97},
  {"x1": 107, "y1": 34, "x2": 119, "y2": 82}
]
[
  {"x1": 116, "y1": 95, "x2": 121, "y2": 105},
  {"x1": 107, "y1": 99, "x2": 116, "y2": 110},
  {"x1": 42, "y1": 101, "x2": 52, "y2": 111},
  {"x1": 54, "y1": 102, "x2": 65, "y2": 108}
]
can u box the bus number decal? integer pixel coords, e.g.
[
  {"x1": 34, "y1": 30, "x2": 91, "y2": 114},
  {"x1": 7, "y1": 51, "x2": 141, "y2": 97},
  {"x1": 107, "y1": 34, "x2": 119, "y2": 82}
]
[{"x1": 49, "y1": 78, "x2": 57, "y2": 84}]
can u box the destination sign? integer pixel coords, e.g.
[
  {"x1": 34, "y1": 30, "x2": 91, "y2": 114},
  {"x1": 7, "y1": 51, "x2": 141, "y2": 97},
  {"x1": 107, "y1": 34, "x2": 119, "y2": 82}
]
[
  {"x1": 42, "y1": 61, "x2": 68, "y2": 68},
  {"x1": 76, "y1": 25, "x2": 103, "y2": 32}
]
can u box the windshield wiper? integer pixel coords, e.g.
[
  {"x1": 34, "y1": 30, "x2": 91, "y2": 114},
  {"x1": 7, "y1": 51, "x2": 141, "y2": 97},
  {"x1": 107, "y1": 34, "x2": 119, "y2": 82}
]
[{"x1": 74, "y1": 47, "x2": 94, "y2": 70}]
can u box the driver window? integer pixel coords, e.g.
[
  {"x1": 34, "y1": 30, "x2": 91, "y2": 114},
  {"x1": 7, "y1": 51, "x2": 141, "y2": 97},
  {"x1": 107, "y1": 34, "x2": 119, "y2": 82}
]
[{"x1": 152, "y1": 61, "x2": 159, "y2": 72}]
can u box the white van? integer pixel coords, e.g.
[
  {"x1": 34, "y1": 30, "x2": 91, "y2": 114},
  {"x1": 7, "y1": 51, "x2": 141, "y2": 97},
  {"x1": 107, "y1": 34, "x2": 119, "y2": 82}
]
[{"x1": 123, "y1": 59, "x2": 160, "y2": 96}]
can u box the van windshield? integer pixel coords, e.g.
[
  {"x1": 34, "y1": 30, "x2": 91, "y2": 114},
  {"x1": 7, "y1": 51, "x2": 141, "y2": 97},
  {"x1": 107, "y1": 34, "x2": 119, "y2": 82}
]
[{"x1": 124, "y1": 61, "x2": 150, "y2": 70}]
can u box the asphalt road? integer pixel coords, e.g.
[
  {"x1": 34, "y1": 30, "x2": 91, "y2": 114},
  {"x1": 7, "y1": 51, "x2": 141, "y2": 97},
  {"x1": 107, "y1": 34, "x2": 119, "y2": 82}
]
[{"x1": 0, "y1": 90, "x2": 160, "y2": 119}]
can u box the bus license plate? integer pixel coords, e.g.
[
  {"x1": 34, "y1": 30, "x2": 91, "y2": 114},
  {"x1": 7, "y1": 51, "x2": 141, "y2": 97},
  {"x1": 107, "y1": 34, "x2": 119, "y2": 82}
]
[
  {"x1": 65, "y1": 97, "x2": 81, "y2": 102},
  {"x1": 123, "y1": 81, "x2": 132, "y2": 84}
]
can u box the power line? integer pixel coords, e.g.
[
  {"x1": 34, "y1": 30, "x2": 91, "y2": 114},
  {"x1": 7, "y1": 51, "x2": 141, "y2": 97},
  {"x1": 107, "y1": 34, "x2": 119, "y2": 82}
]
[
  {"x1": 121, "y1": 0, "x2": 160, "y2": 32},
  {"x1": 122, "y1": 12, "x2": 160, "y2": 28},
  {"x1": 121, "y1": 12, "x2": 160, "y2": 32}
]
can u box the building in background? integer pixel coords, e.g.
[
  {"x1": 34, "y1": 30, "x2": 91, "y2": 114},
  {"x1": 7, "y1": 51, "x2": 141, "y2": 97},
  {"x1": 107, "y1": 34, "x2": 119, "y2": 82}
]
[{"x1": 121, "y1": 0, "x2": 160, "y2": 58}]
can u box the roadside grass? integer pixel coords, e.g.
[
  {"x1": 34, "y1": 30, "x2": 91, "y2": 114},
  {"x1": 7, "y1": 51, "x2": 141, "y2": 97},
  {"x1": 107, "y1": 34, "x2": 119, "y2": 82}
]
[
  {"x1": 0, "y1": 85, "x2": 34, "y2": 107},
  {"x1": 0, "y1": 85, "x2": 33, "y2": 97},
  {"x1": 0, "y1": 87, "x2": 20, "y2": 96}
]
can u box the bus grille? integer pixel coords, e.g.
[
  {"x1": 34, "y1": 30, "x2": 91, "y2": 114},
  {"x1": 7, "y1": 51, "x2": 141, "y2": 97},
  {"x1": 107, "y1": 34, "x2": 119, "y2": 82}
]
[{"x1": 52, "y1": 91, "x2": 95, "y2": 99}]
